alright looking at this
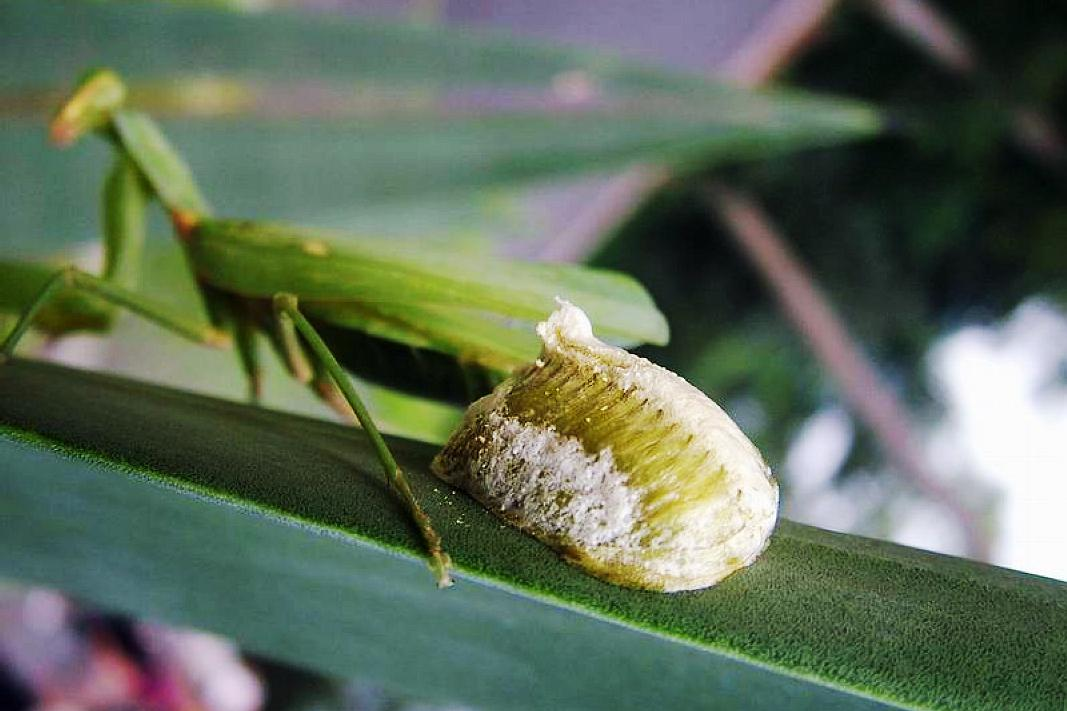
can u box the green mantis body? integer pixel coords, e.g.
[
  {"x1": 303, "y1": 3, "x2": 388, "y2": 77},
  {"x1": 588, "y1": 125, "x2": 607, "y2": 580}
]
[{"x1": 0, "y1": 69, "x2": 668, "y2": 587}]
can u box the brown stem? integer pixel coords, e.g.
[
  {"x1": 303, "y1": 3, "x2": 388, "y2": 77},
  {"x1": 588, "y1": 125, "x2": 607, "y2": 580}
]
[
  {"x1": 534, "y1": 167, "x2": 669, "y2": 263},
  {"x1": 716, "y1": 0, "x2": 840, "y2": 87},
  {"x1": 704, "y1": 182, "x2": 989, "y2": 560},
  {"x1": 865, "y1": 0, "x2": 1065, "y2": 168},
  {"x1": 865, "y1": 0, "x2": 976, "y2": 74}
]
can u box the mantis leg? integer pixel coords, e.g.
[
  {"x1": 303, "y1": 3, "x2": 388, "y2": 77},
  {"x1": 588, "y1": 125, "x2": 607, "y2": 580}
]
[
  {"x1": 233, "y1": 315, "x2": 262, "y2": 404},
  {"x1": 0, "y1": 267, "x2": 229, "y2": 361},
  {"x1": 271, "y1": 303, "x2": 313, "y2": 384},
  {"x1": 102, "y1": 156, "x2": 148, "y2": 291},
  {"x1": 198, "y1": 287, "x2": 264, "y2": 405},
  {"x1": 272, "y1": 293, "x2": 454, "y2": 589}
]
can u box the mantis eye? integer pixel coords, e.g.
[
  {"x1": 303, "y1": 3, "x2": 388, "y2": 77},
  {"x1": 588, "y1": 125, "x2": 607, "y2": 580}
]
[{"x1": 432, "y1": 300, "x2": 779, "y2": 592}]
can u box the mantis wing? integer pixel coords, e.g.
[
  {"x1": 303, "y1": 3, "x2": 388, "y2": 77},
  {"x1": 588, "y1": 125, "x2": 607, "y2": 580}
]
[
  {"x1": 186, "y1": 219, "x2": 668, "y2": 403},
  {"x1": 188, "y1": 218, "x2": 669, "y2": 347}
]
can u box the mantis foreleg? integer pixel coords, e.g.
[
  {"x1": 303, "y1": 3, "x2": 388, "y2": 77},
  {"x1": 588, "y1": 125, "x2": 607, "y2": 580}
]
[
  {"x1": 102, "y1": 156, "x2": 148, "y2": 291},
  {"x1": 0, "y1": 267, "x2": 229, "y2": 362},
  {"x1": 272, "y1": 293, "x2": 454, "y2": 588}
]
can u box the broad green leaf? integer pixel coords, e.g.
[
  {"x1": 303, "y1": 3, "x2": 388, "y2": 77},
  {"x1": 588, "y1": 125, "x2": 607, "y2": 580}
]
[
  {"x1": 2, "y1": 359, "x2": 1064, "y2": 710},
  {"x1": 0, "y1": 0, "x2": 881, "y2": 256}
]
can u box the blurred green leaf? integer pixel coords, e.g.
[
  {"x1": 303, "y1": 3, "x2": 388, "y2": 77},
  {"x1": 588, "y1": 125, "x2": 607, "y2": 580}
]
[
  {"x1": 0, "y1": 0, "x2": 854, "y2": 95},
  {"x1": 0, "y1": 0, "x2": 880, "y2": 256},
  {"x1": 2, "y1": 360, "x2": 1065, "y2": 710}
]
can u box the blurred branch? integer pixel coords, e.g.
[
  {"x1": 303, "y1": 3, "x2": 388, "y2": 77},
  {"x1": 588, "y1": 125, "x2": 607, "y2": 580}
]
[
  {"x1": 865, "y1": 0, "x2": 1066, "y2": 168},
  {"x1": 548, "y1": 0, "x2": 844, "y2": 261},
  {"x1": 718, "y1": 0, "x2": 1065, "y2": 167},
  {"x1": 704, "y1": 182, "x2": 990, "y2": 560},
  {"x1": 1011, "y1": 108, "x2": 1067, "y2": 169},
  {"x1": 535, "y1": 166, "x2": 668, "y2": 263},
  {"x1": 864, "y1": 0, "x2": 975, "y2": 73},
  {"x1": 717, "y1": 0, "x2": 840, "y2": 87}
]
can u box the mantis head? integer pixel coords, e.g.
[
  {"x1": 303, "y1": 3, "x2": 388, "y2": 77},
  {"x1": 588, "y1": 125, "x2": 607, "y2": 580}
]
[{"x1": 50, "y1": 68, "x2": 127, "y2": 147}]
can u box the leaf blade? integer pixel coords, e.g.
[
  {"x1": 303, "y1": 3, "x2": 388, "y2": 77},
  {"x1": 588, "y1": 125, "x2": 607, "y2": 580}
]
[
  {"x1": 1, "y1": 359, "x2": 1064, "y2": 710},
  {"x1": 0, "y1": 0, "x2": 880, "y2": 257}
]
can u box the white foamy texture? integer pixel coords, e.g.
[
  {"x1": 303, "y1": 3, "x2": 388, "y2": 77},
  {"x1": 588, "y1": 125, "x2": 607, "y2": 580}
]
[{"x1": 468, "y1": 411, "x2": 642, "y2": 548}]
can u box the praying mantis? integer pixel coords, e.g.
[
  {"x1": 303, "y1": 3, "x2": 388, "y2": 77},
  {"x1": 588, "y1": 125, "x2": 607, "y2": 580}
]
[{"x1": 0, "y1": 69, "x2": 669, "y2": 588}]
